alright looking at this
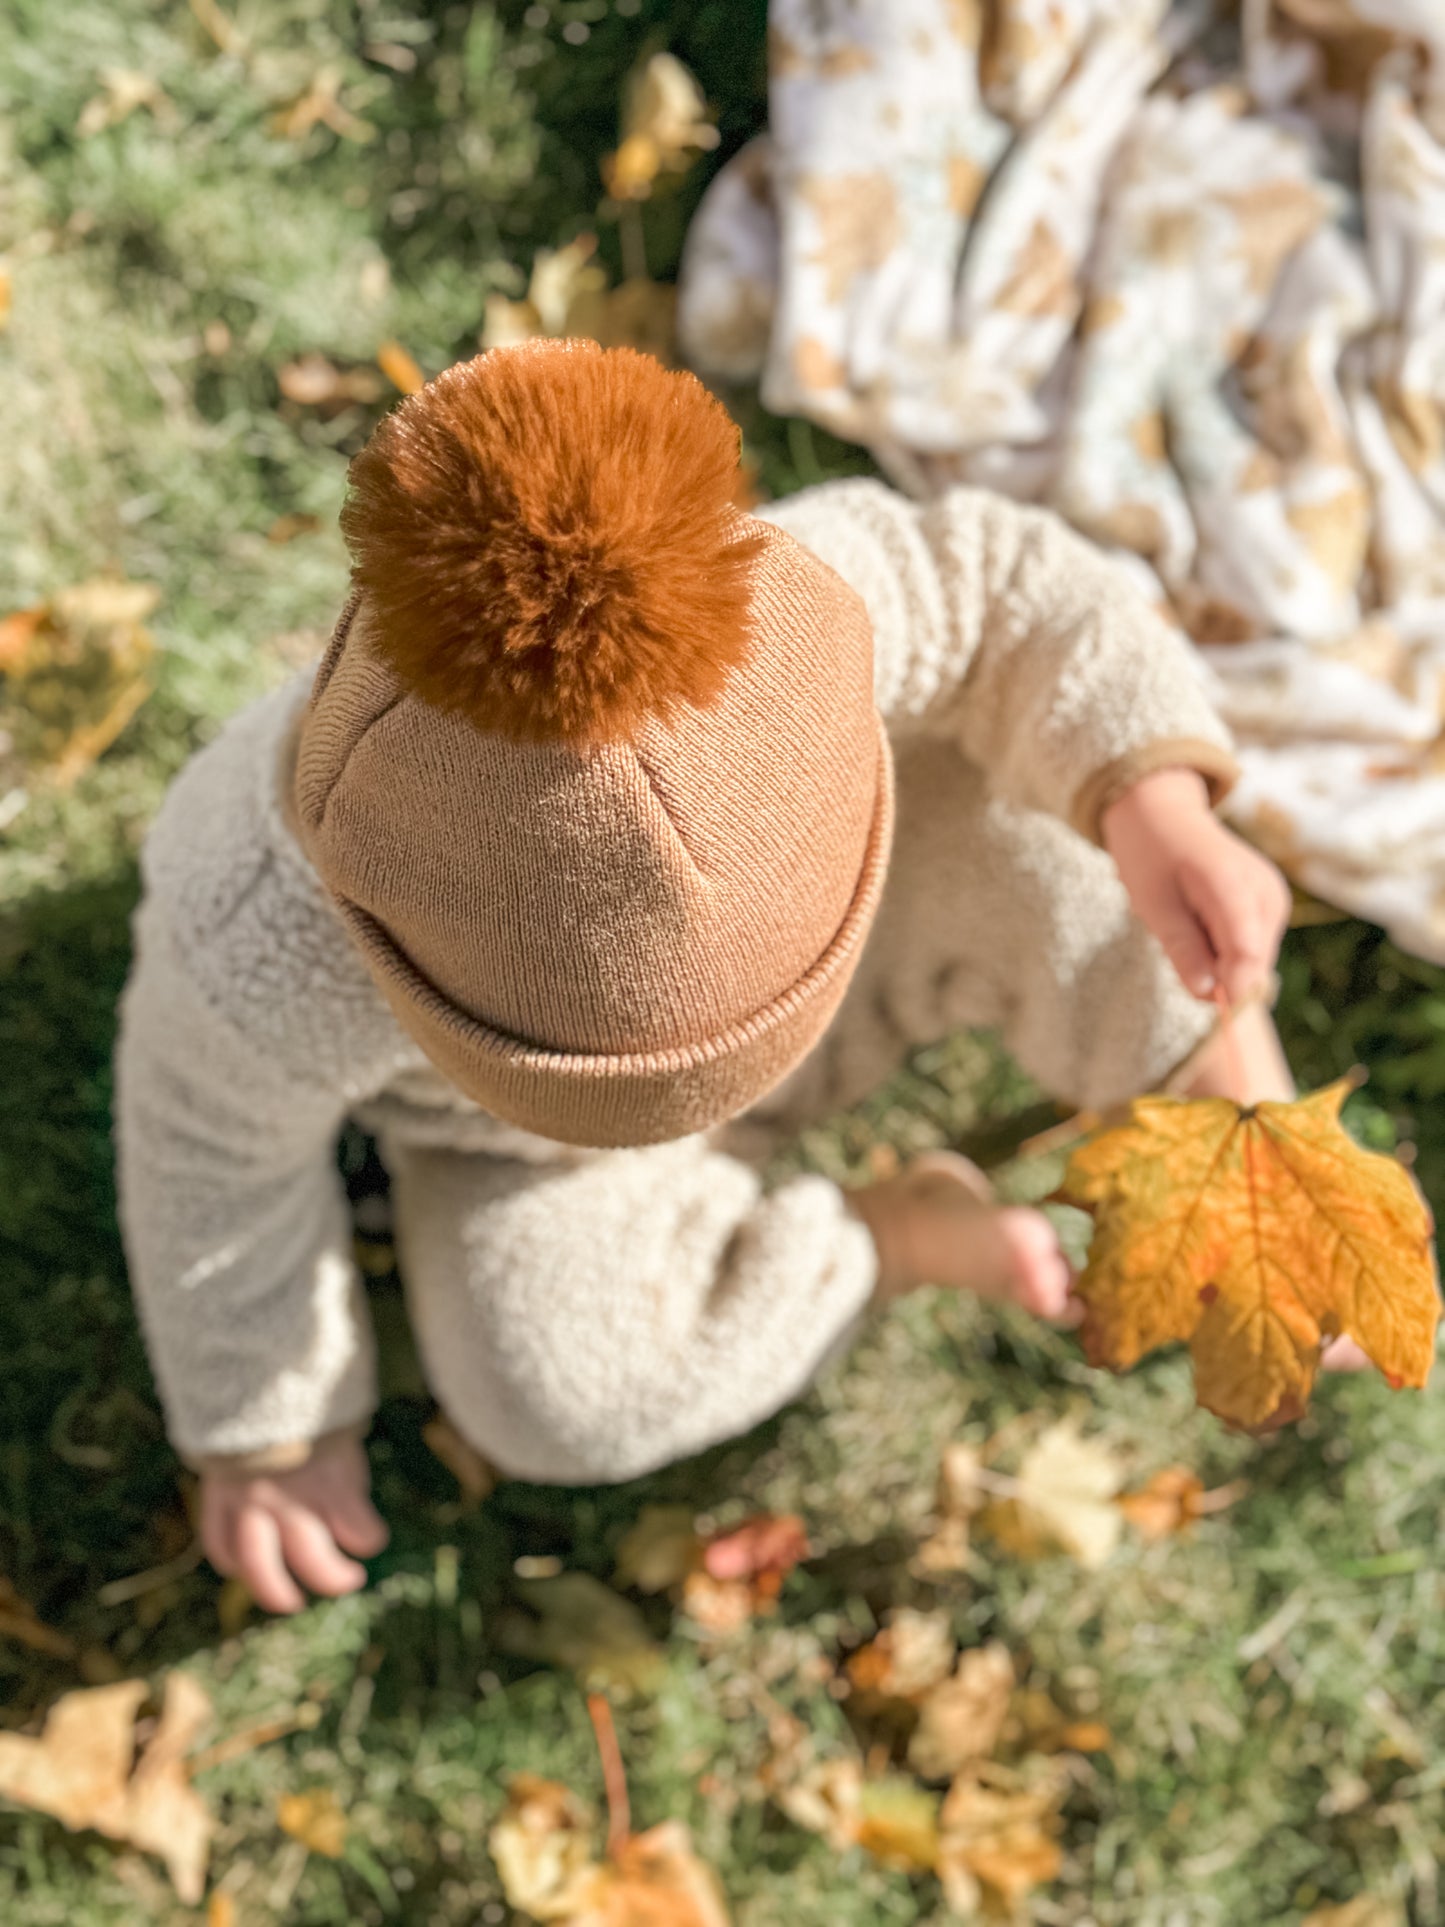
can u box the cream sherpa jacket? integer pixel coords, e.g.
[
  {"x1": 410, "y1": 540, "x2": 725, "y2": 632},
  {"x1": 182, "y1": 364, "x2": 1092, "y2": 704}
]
[{"x1": 114, "y1": 480, "x2": 1235, "y2": 1474}]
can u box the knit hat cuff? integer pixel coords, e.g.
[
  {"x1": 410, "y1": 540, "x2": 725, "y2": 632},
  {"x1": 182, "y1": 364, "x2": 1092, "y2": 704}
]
[{"x1": 328, "y1": 718, "x2": 894, "y2": 1148}]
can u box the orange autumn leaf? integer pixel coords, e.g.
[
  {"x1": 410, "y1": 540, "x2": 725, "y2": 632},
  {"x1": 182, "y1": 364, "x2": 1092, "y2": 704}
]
[
  {"x1": 700, "y1": 1514, "x2": 808, "y2": 1584},
  {"x1": 1061, "y1": 1080, "x2": 1440, "y2": 1430}
]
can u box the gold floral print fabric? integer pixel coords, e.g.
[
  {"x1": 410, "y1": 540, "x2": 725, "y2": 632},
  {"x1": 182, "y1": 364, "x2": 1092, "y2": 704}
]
[{"x1": 679, "y1": 1, "x2": 1445, "y2": 960}]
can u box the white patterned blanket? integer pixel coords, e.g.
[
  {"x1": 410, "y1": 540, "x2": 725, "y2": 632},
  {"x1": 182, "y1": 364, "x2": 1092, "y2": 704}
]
[{"x1": 678, "y1": 0, "x2": 1445, "y2": 959}]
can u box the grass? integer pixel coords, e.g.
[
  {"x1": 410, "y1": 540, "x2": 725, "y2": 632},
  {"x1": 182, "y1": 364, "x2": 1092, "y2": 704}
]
[{"x1": 2, "y1": 4, "x2": 1445, "y2": 1924}]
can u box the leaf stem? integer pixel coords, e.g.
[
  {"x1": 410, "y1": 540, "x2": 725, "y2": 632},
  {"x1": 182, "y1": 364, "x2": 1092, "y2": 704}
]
[{"x1": 587, "y1": 1693, "x2": 630, "y2": 1859}]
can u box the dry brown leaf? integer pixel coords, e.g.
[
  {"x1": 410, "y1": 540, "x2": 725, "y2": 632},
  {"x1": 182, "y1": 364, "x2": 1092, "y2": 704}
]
[
  {"x1": 908, "y1": 1643, "x2": 1014, "y2": 1782},
  {"x1": 853, "y1": 1778, "x2": 942, "y2": 1873},
  {"x1": 1116, "y1": 1466, "x2": 1245, "y2": 1540},
  {"x1": 490, "y1": 1776, "x2": 730, "y2": 1925},
  {"x1": 603, "y1": 53, "x2": 719, "y2": 200},
  {"x1": 702, "y1": 1514, "x2": 809, "y2": 1584},
  {"x1": 377, "y1": 339, "x2": 425, "y2": 395},
  {"x1": 773, "y1": 1755, "x2": 863, "y2": 1853},
  {"x1": 846, "y1": 1608, "x2": 955, "y2": 1704},
  {"x1": 77, "y1": 69, "x2": 171, "y2": 138},
  {"x1": 276, "y1": 353, "x2": 383, "y2": 411},
  {"x1": 612, "y1": 1506, "x2": 700, "y2": 1594},
  {"x1": 479, "y1": 231, "x2": 677, "y2": 365},
  {"x1": 422, "y1": 1414, "x2": 496, "y2": 1508},
  {"x1": 497, "y1": 1573, "x2": 665, "y2": 1695},
  {"x1": 269, "y1": 65, "x2": 374, "y2": 143},
  {"x1": 125, "y1": 1674, "x2": 214, "y2": 1901},
  {"x1": 568, "y1": 1822, "x2": 731, "y2": 1927},
  {"x1": 265, "y1": 512, "x2": 322, "y2": 545},
  {"x1": 0, "y1": 1674, "x2": 212, "y2": 1902},
  {"x1": 937, "y1": 1772, "x2": 1064, "y2": 1918},
  {"x1": 490, "y1": 1774, "x2": 598, "y2": 1921},
  {"x1": 981, "y1": 1421, "x2": 1126, "y2": 1569},
  {"x1": 277, "y1": 1787, "x2": 347, "y2": 1858},
  {"x1": 680, "y1": 1513, "x2": 809, "y2": 1636},
  {"x1": 1301, "y1": 1898, "x2": 1406, "y2": 1927},
  {"x1": 0, "y1": 1580, "x2": 77, "y2": 1661},
  {"x1": 1006, "y1": 1688, "x2": 1111, "y2": 1757},
  {"x1": 0, "y1": 580, "x2": 157, "y2": 786},
  {"x1": 1062, "y1": 1081, "x2": 1441, "y2": 1429},
  {"x1": 913, "y1": 1442, "x2": 986, "y2": 1575}
]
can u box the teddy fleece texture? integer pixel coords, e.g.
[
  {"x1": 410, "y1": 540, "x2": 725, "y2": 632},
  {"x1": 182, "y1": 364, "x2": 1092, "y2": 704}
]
[{"x1": 114, "y1": 480, "x2": 1235, "y2": 1480}]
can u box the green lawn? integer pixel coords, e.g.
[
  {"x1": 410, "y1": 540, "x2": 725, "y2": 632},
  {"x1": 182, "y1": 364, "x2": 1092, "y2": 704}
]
[{"x1": 2, "y1": 5, "x2": 1444, "y2": 1923}]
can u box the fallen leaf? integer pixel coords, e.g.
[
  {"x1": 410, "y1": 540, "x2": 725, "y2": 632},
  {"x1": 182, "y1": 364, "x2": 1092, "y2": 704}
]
[
  {"x1": 489, "y1": 1774, "x2": 598, "y2": 1921},
  {"x1": 913, "y1": 1442, "x2": 985, "y2": 1575},
  {"x1": 678, "y1": 1573, "x2": 758, "y2": 1639},
  {"x1": 981, "y1": 1420, "x2": 1125, "y2": 1569},
  {"x1": 846, "y1": 1608, "x2": 955, "y2": 1703},
  {"x1": 603, "y1": 53, "x2": 719, "y2": 200},
  {"x1": 0, "y1": 580, "x2": 157, "y2": 786},
  {"x1": 1006, "y1": 1688, "x2": 1111, "y2": 1756},
  {"x1": 489, "y1": 1755, "x2": 730, "y2": 1925},
  {"x1": 568, "y1": 1822, "x2": 731, "y2": 1927},
  {"x1": 77, "y1": 69, "x2": 171, "y2": 138},
  {"x1": 773, "y1": 1755, "x2": 863, "y2": 1853},
  {"x1": 276, "y1": 353, "x2": 383, "y2": 411},
  {"x1": 937, "y1": 1773, "x2": 1064, "y2": 1918},
  {"x1": 0, "y1": 1580, "x2": 77, "y2": 1661},
  {"x1": 482, "y1": 237, "x2": 608, "y2": 351},
  {"x1": 1116, "y1": 1466, "x2": 1246, "y2": 1540},
  {"x1": 265, "y1": 512, "x2": 322, "y2": 545},
  {"x1": 377, "y1": 339, "x2": 425, "y2": 395},
  {"x1": 125, "y1": 1674, "x2": 214, "y2": 1901},
  {"x1": 498, "y1": 1573, "x2": 665, "y2": 1695},
  {"x1": 0, "y1": 1673, "x2": 213, "y2": 1902},
  {"x1": 1301, "y1": 1899, "x2": 1406, "y2": 1927},
  {"x1": 908, "y1": 1643, "x2": 1014, "y2": 1782},
  {"x1": 1061, "y1": 1081, "x2": 1441, "y2": 1429},
  {"x1": 701, "y1": 1515, "x2": 809, "y2": 1584},
  {"x1": 277, "y1": 1787, "x2": 348, "y2": 1858},
  {"x1": 680, "y1": 1513, "x2": 809, "y2": 1636},
  {"x1": 854, "y1": 1777, "x2": 941, "y2": 1872},
  {"x1": 613, "y1": 1506, "x2": 701, "y2": 1595},
  {"x1": 422, "y1": 1414, "x2": 496, "y2": 1508},
  {"x1": 269, "y1": 65, "x2": 375, "y2": 143}
]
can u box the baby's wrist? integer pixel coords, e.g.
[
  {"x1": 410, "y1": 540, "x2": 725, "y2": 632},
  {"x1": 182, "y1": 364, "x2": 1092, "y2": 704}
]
[
  {"x1": 1101, "y1": 766, "x2": 1212, "y2": 850},
  {"x1": 191, "y1": 1423, "x2": 364, "y2": 1483}
]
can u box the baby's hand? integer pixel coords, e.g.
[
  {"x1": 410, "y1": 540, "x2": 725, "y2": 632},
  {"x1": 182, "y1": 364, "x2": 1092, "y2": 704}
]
[
  {"x1": 200, "y1": 1432, "x2": 389, "y2": 1615},
  {"x1": 1102, "y1": 767, "x2": 1291, "y2": 1005}
]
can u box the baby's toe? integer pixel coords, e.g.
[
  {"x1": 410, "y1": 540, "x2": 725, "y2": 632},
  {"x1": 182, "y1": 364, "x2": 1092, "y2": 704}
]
[
  {"x1": 1321, "y1": 1335, "x2": 1371, "y2": 1373},
  {"x1": 997, "y1": 1209, "x2": 1073, "y2": 1320}
]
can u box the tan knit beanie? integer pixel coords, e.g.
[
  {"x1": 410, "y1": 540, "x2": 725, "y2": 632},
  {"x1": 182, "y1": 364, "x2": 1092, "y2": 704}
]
[{"x1": 294, "y1": 339, "x2": 893, "y2": 1148}]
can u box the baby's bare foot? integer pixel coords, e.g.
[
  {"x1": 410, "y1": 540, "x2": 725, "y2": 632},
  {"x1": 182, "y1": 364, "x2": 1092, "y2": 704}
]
[{"x1": 948, "y1": 1204, "x2": 1076, "y2": 1322}]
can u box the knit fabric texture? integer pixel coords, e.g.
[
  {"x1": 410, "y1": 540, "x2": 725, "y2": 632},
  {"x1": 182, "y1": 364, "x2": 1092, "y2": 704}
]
[
  {"x1": 294, "y1": 520, "x2": 893, "y2": 1147},
  {"x1": 115, "y1": 479, "x2": 1237, "y2": 1473}
]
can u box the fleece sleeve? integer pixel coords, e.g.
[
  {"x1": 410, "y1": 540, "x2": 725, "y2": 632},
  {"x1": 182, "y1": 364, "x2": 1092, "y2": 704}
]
[
  {"x1": 113, "y1": 892, "x2": 379, "y2": 1470},
  {"x1": 760, "y1": 478, "x2": 1238, "y2": 842}
]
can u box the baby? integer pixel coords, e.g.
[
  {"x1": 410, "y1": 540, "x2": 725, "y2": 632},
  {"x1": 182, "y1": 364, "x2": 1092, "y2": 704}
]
[{"x1": 115, "y1": 340, "x2": 1294, "y2": 1614}]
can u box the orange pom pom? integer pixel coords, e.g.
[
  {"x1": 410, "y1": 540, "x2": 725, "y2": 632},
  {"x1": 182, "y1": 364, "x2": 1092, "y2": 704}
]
[{"x1": 340, "y1": 339, "x2": 764, "y2": 744}]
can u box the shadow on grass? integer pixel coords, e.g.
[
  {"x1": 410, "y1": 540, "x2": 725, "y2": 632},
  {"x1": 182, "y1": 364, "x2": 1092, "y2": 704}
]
[{"x1": 0, "y1": 868, "x2": 801, "y2": 1723}]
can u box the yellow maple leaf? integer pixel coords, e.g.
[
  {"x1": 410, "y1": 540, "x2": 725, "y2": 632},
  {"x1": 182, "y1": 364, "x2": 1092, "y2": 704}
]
[{"x1": 1061, "y1": 1081, "x2": 1440, "y2": 1429}]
